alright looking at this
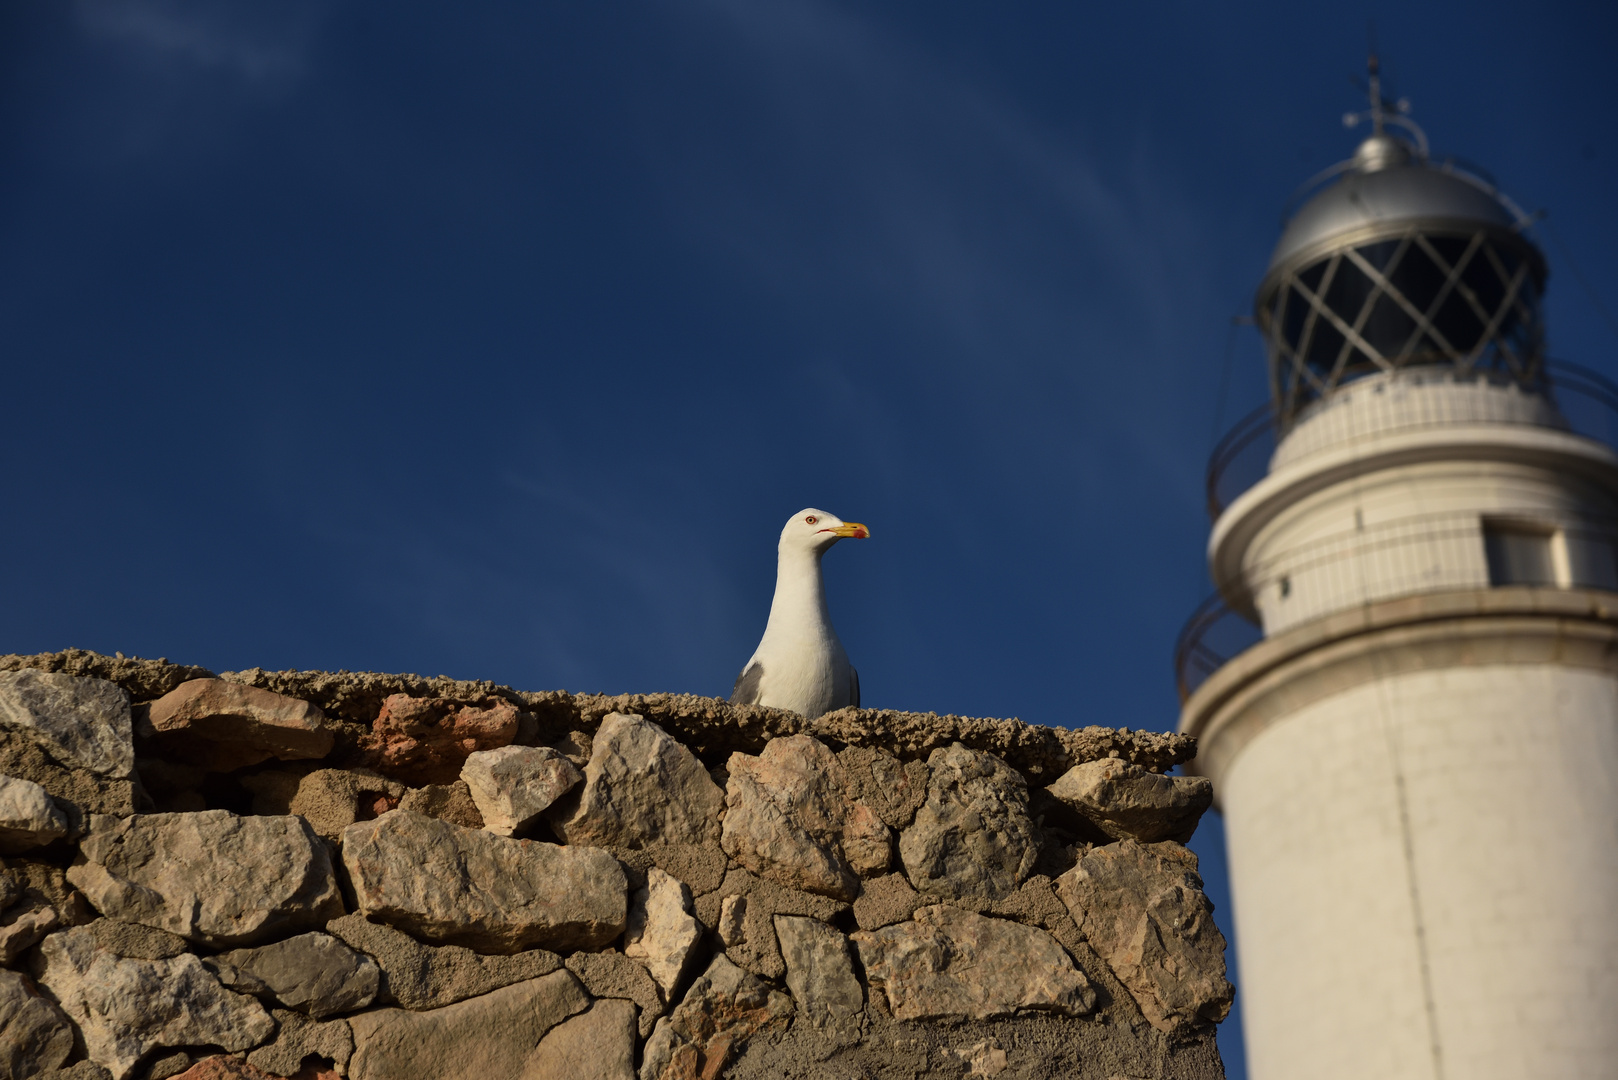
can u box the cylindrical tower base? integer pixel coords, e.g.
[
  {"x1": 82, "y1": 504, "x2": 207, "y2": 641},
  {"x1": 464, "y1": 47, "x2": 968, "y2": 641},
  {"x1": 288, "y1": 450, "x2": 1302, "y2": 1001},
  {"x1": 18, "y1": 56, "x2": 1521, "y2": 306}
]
[{"x1": 1183, "y1": 589, "x2": 1618, "y2": 1080}]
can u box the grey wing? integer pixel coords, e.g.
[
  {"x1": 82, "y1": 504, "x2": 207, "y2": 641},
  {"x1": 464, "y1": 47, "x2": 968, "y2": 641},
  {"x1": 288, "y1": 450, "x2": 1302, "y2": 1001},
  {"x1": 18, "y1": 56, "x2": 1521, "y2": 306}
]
[
  {"x1": 849, "y1": 666, "x2": 860, "y2": 709},
  {"x1": 731, "y1": 661, "x2": 764, "y2": 705}
]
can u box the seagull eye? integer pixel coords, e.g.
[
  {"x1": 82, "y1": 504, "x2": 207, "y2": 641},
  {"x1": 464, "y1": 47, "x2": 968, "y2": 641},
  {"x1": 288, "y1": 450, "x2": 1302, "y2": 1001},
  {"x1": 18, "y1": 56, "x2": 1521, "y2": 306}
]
[{"x1": 805, "y1": 515, "x2": 818, "y2": 525}]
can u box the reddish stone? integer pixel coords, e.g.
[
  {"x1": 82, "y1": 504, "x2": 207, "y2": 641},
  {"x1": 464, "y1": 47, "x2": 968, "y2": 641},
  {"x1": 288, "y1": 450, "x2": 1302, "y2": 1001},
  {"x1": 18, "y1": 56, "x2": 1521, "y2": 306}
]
[
  {"x1": 172, "y1": 1056, "x2": 286, "y2": 1080},
  {"x1": 360, "y1": 695, "x2": 521, "y2": 784}
]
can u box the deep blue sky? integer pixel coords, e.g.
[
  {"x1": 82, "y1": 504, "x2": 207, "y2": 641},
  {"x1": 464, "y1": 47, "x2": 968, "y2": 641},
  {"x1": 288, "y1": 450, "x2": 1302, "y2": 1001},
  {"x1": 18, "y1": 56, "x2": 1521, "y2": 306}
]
[{"x1": 4, "y1": 3, "x2": 1615, "y2": 1075}]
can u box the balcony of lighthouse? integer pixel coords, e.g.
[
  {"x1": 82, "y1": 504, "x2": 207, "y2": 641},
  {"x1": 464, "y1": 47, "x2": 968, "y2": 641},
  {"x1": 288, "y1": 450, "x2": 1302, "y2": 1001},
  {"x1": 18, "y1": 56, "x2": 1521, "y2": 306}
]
[{"x1": 1175, "y1": 360, "x2": 1618, "y2": 703}]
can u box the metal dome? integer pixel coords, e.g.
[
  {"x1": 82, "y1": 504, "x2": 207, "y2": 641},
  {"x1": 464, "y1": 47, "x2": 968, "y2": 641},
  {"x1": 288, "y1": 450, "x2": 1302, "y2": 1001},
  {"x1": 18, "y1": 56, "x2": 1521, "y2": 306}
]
[
  {"x1": 1268, "y1": 152, "x2": 1523, "y2": 273},
  {"x1": 1253, "y1": 72, "x2": 1549, "y2": 432}
]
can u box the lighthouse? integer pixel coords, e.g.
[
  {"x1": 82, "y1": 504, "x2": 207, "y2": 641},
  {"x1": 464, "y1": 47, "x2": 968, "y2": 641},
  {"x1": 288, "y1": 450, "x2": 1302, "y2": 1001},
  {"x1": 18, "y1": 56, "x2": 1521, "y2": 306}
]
[{"x1": 1177, "y1": 60, "x2": 1618, "y2": 1080}]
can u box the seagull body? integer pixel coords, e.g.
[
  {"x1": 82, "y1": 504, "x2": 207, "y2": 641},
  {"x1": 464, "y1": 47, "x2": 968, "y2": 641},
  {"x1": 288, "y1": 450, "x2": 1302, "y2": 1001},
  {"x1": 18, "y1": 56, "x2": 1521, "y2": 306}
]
[{"x1": 730, "y1": 508, "x2": 869, "y2": 718}]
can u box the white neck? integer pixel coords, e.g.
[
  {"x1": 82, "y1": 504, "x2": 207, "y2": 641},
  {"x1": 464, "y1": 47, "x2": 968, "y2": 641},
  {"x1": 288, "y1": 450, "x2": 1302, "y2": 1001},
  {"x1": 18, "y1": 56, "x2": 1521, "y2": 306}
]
[{"x1": 762, "y1": 543, "x2": 836, "y2": 645}]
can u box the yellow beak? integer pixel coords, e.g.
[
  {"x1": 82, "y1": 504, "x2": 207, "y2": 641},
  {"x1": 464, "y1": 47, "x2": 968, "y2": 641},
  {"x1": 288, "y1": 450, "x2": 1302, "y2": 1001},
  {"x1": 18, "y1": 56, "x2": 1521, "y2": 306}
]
[{"x1": 832, "y1": 522, "x2": 870, "y2": 539}]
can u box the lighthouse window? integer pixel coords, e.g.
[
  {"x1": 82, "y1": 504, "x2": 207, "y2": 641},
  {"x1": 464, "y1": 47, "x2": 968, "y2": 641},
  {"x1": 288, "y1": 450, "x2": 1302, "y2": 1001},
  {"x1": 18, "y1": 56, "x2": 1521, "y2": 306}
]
[{"x1": 1483, "y1": 521, "x2": 1558, "y2": 587}]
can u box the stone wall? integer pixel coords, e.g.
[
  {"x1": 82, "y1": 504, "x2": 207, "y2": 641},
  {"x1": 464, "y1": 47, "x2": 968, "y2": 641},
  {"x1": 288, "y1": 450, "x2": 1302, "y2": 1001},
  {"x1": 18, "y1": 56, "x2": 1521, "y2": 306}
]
[{"x1": 0, "y1": 650, "x2": 1232, "y2": 1080}]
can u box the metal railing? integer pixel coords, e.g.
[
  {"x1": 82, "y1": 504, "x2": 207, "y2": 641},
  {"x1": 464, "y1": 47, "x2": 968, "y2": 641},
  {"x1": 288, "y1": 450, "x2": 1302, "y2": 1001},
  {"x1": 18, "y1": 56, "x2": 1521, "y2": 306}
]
[
  {"x1": 1179, "y1": 359, "x2": 1618, "y2": 702},
  {"x1": 1173, "y1": 592, "x2": 1261, "y2": 703},
  {"x1": 1202, "y1": 360, "x2": 1618, "y2": 523}
]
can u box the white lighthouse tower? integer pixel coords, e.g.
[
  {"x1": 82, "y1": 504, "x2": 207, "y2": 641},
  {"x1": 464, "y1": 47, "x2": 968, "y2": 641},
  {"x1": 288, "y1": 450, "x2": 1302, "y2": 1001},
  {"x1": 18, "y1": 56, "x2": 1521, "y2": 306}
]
[{"x1": 1178, "y1": 60, "x2": 1618, "y2": 1080}]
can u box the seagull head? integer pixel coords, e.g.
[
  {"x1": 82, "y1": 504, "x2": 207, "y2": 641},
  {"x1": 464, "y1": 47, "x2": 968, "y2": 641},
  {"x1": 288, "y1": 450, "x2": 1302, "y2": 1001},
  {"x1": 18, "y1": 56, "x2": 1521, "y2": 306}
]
[{"x1": 780, "y1": 508, "x2": 870, "y2": 555}]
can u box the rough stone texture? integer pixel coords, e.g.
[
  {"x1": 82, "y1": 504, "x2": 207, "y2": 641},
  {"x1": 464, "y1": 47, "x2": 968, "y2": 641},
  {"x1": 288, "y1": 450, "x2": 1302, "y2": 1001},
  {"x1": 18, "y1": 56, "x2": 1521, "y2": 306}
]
[
  {"x1": 773, "y1": 915, "x2": 863, "y2": 1045},
  {"x1": 34, "y1": 1063, "x2": 114, "y2": 1080},
  {"x1": 242, "y1": 770, "x2": 405, "y2": 842},
  {"x1": 0, "y1": 775, "x2": 69, "y2": 854},
  {"x1": 4, "y1": 654, "x2": 1198, "y2": 781},
  {"x1": 0, "y1": 968, "x2": 74, "y2": 1078},
  {"x1": 851, "y1": 872, "x2": 921, "y2": 932},
  {"x1": 899, "y1": 745, "x2": 1038, "y2": 903},
  {"x1": 37, "y1": 925, "x2": 275, "y2": 1080},
  {"x1": 324, "y1": 913, "x2": 561, "y2": 1011},
  {"x1": 639, "y1": 956, "x2": 792, "y2": 1080},
  {"x1": 392, "y1": 781, "x2": 480, "y2": 830},
  {"x1": 460, "y1": 746, "x2": 580, "y2": 837},
  {"x1": 166, "y1": 1058, "x2": 283, "y2": 1080},
  {"x1": 360, "y1": 695, "x2": 522, "y2": 785},
  {"x1": 1046, "y1": 759, "x2": 1213, "y2": 844},
  {"x1": 0, "y1": 905, "x2": 59, "y2": 966},
  {"x1": 86, "y1": 918, "x2": 188, "y2": 961},
  {"x1": 0, "y1": 671, "x2": 134, "y2": 781},
  {"x1": 548, "y1": 714, "x2": 723, "y2": 850},
  {"x1": 835, "y1": 747, "x2": 930, "y2": 830},
  {"x1": 520, "y1": 998, "x2": 636, "y2": 1080},
  {"x1": 206, "y1": 933, "x2": 379, "y2": 1018},
  {"x1": 245, "y1": 1010, "x2": 353, "y2": 1078},
  {"x1": 724, "y1": 1013, "x2": 1225, "y2": 1080},
  {"x1": 693, "y1": 870, "x2": 849, "y2": 982},
  {"x1": 1056, "y1": 840, "x2": 1232, "y2": 1035},
  {"x1": 564, "y1": 950, "x2": 663, "y2": 1036},
  {"x1": 341, "y1": 810, "x2": 626, "y2": 953},
  {"x1": 717, "y1": 896, "x2": 746, "y2": 947},
  {"x1": 5, "y1": 654, "x2": 1196, "y2": 780},
  {"x1": 3, "y1": 860, "x2": 93, "y2": 934},
  {"x1": 852, "y1": 905, "x2": 1095, "y2": 1022},
  {"x1": 0, "y1": 652, "x2": 213, "y2": 707},
  {"x1": 346, "y1": 970, "x2": 589, "y2": 1080},
  {"x1": 140, "y1": 680, "x2": 332, "y2": 772},
  {"x1": 623, "y1": 868, "x2": 701, "y2": 1003},
  {"x1": 67, "y1": 811, "x2": 342, "y2": 948},
  {"x1": 604, "y1": 843, "x2": 727, "y2": 898},
  {"x1": 721, "y1": 736, "x2": 891, "y2": 902}
]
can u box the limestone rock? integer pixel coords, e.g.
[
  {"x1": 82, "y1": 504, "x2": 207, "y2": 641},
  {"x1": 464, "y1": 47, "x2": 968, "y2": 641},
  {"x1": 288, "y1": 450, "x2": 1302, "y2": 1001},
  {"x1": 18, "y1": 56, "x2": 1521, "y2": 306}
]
[
  {"x1": 206, "y1": 932, "x2": 379, "y2": 1018},
  {"x1": 0, "y1": 968, "x2": 73, "y2": 1078},
  {"x1": 835, "y1": 747, "x2": 929, "y2": 830},
  {"x1": 563, "y1": 951, "x2": 662, "y2": 1036},
  {"x1": 773, "y1": 915, "x2": 863, "y2": 1044},
  {"x1": 898, "y1": 744, "x2": 1038, "y2": 902},
  {"x1": 341, "y1": 810, "x2": 626, "y2": 953},
  {"x1": 67, "y1": 811, "x2": 342, "y2": 948},
  {"x1": 622, "y1": 868, "x2": 701, "y2": 1002},
  {"x1": 1055, "y1": 839, "x2": 1232, "y2": 1033},
  {"x1": 0, "y1": 671, "x2": 133, "y2": 781},
  {"x1": 140, "y1": 680, "x2": 332, "y2": 772},
  {"x1": 548, "y1": 714, "x2": 722, "y2": 849},
  {"x1": 692, "y1": 869, "x2": 849, "y2": 982},
  {"x1": 346, "y1": 970, "x2": 589, "y2": 1080},
  {"x1": 37, "y1": 925, "x2": 275, "y2": 1080},
  {"x1": 397, "y1": 782, "x2": 483, "y2": 831},
  {"x1": 0, "y1": 775, "x2": 68, "y2": 854},
  {"x1": 852, "y1": 905, "x2": 1095, "y2": 1022},
  {"x1": 324, "y1": 913, "x2": 561, "y2": 1011},
  {"x1": 717, "y1": 895, "x2": 747, "y2": 947},
  {"x1": 1046, "y1": 759, "x2": 1213, "y2": 844},
  {"x1": 841, "y1": 804, "x2": 892, "y2": 877},
  {"x1": 520, "y1": 998, "x2": 636, "y2": 1080},
  {"x1": 850, "y1": 872, "x2": 920, "y2": 932},
  {"x1": 245, "y1": 1010, "x2": 353, "y2": 1078},
  {"x1": 242, "y1": 769, "x2": 405, "y2": 842},
  {"x1": 361, "y1": 695, "x2": 522, "y2": 785},
  {"x1": 721, "y1": 735, "x2": 894, "y2": 901},
  {"x1": 460, "y1": 746, "x2": 581, "y2": 837},
  {"x1": 639, "y1": 956, "x2": 792, "y2": 1080},
  {"x1": 0, "y1": 905, "x2": 60, "y2": 966}
]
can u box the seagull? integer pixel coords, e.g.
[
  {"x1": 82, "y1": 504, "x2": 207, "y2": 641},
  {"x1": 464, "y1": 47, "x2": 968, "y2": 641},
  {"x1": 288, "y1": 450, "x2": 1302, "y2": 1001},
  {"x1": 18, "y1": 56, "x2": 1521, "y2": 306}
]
[{"x1": 730, "y1": 508, "x2": 870, "y2": 718}]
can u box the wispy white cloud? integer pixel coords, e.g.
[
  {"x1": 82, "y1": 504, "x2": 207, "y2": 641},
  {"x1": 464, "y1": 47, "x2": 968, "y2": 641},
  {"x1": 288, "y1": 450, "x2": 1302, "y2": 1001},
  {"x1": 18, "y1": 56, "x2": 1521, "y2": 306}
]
[{"x1": 74, "y1": 0, "x2": 319, "y2": 85}]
